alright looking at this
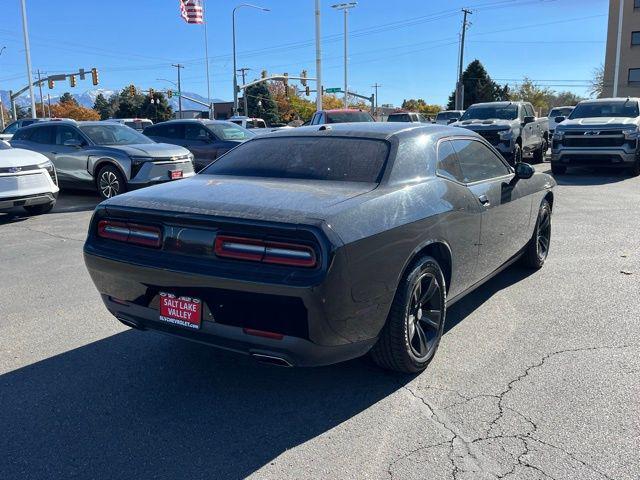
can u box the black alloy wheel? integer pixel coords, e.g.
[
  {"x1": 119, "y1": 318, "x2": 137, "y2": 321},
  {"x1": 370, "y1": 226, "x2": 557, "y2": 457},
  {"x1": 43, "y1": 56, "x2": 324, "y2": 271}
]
[
  {"x1": 370, "y1": 256, "x2": 446, "y2": 373},
  {"x1": 522, "y1": 199, "x2": 552, "y2": 269},
  {"x1": 513, "y1": 143, "x2": 523, "y2": 165}
]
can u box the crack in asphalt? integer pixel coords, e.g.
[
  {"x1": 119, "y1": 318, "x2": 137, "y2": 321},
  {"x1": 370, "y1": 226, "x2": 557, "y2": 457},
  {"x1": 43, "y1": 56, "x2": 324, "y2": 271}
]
[
  {"x1": 7, "y1": 224, "x2": 84, "y2": 243},
  {"x1": 388, "y1": 344, "x2": 636, "y2": 480}
]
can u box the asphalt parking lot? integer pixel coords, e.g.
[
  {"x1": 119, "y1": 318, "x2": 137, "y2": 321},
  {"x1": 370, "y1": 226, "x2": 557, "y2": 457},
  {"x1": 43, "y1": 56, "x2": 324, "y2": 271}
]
[{"x1": 1, "y1": 165, "x2": 638, "y2": 480}]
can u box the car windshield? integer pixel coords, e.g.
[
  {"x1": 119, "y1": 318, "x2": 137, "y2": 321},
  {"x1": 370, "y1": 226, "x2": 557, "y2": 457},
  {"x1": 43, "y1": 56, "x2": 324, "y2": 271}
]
[
  {"x1": 569, "y1": 101, "x2": 639, "y2": 119},
  {"x1": 388, "y1": 114, "x2": 412, "y2": 122},
  {"x1": 436, "y1": 112, "x2": 459, "y2": 120},
  {"x1": 461, "y1": 105, "x2": 518, "y2": 120},
  {"x1": 326, "y1": 112, "x2": 374, "y2": 123},
  {"x1": 124, "y1": 121, "x2": 153, "y2": 130},
  {"x1": 79, "y1": 124, "x2": 154, "y2": 145},
  {"x1": 202, "y1": 136, "x2": 389, "y2": 183},
  {"x1": 549, "y1": 108, "x2": 573, "y2": 118},
  {"x1": 207, "y1": 123, "x2": 255, "y2": 141}
]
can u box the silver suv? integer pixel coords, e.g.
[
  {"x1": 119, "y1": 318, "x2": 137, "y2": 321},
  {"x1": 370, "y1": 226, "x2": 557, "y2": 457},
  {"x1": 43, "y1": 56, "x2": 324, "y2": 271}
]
[{"x1": 11, "y1": 121, "x2": 195, "y2": 199}]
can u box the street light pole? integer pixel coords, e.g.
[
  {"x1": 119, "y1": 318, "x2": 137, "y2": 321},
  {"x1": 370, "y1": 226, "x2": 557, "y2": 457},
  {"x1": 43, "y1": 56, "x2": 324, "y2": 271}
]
[
  {"x1": 232, "y1": 4, "x2": 270, "y2": 116},
  {"x1": 315, "y1": 0, "x2": 323, "y2": 111},
  {"x1": 172, "y1": 63, "x2": 184, "y2": 118},
  {"x1": 331, "y1": 2, "x2": 357, "y2": 109},
  {"x1": 19, "y1": 0, "x2": 37, "y2": 119}
]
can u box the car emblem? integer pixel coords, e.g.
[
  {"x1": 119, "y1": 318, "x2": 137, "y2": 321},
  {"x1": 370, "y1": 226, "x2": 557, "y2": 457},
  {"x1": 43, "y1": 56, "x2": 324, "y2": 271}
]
[
  {"x1": 583, "y1": 131, "x2": 600, "y2": 136},
  {"x1": 8, "y1": 167, "x2": 21, "y2": 173}
]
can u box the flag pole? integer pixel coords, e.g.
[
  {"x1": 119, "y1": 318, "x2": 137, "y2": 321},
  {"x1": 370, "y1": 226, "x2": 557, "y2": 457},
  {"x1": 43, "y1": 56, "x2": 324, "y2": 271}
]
[{"x1": 203, "y1": 0, "x2": 212, "y2": 118}]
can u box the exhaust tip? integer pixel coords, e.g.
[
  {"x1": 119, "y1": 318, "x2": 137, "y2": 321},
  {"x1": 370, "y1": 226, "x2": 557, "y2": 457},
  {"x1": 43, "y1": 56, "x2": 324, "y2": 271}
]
[
  {"x1": 251, "y1": 353, "x2": 293, "y2": 367},
  {"x1": 116, "y1": 315, "x2": 145, "y2": 331}
]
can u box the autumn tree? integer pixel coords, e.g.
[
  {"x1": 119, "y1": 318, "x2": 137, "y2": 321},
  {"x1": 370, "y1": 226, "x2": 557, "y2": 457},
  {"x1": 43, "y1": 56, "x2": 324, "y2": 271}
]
[
  {"x1": 401, "y1": 99, "x2": 441, "y2": 116},
  {"x1": 50, "y1": 102, "x2": 100, "y2": 120}
]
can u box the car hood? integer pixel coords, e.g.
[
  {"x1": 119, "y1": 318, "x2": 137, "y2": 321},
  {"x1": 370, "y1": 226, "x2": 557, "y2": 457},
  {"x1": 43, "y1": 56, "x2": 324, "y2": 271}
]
[
  {"x1": 453, "y1": 119, "x2": 515, "y2": 129},
  {"x1": 0, "y1": 147, "x2": 49, "y2": 168},
  {"x1": 100, "y1": 143, "x2": 190, "y2": 158},
  {"x1": 559, "y1": 117, "x2": 639, "y2": 129},
  {"x1": 102, "y1": 175, "x2": 376, "y2": 224}
]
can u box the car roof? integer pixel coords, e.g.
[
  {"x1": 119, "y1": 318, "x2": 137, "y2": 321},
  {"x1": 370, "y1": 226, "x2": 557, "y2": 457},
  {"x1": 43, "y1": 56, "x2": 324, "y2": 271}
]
[
  {"x1": 577, "y1": 97, "x2": 640, "y2": 104},
  {"x1": 266, "y1": 122, "x2": 469, "y2": 140},
  {"x1": 154, "y1": 119, "x2": 238, "y2": 125},
  {"x1": 323, "y1": 109, "x2": 370, "y2": 113},
  {"x1": 469, "y1": 101, "x2": 521, "y2": 108}
]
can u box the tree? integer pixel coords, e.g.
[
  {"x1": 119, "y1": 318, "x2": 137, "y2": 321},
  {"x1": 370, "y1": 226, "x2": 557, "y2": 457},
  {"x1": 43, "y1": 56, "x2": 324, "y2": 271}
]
[
  {"x1": 114, "y1": 85, "x2": 146, "y2": 118},
  {"x1": 509, "y1": 77, "x2": 553, "y2": 111},
  {"x1": 93, "y1": 93, "x2": 113, "y2": 120},
  {"x1": 321, "y1": 94, "x2": 344, "y2": 110},
  {"x1": 550, "y1": 91, "x2": 585, "y2": 108},
  {"x1": 401, "y1": 99, "x2": 441, "y2": 116},
  {"x1": 447, "y1": 60, "x2": 508, "y2": 110},
  {"x1": 141, "y1": 92, "x2": 173, "y2": 123},
  {"x1": 50, "y1": 102, "x2": 100, "y2": 120},
  {"x1": 59, "y1": 92, "x2": 78, "y2": 106},
  {"x1": 589, "y1": 64, "x2": 604, "y2": 98},
  {"x1": 245, "y1": 81, "x2": 279, "y2": 125}
]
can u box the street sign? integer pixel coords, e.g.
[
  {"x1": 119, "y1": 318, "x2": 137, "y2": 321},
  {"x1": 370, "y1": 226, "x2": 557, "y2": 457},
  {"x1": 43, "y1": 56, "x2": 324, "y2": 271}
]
[
  {"x1": 79, "y1": 68, "x2": 86, "y2": 80},
  {"x1": 326, "y1": 88, "x2": 342, "y2": 93}
]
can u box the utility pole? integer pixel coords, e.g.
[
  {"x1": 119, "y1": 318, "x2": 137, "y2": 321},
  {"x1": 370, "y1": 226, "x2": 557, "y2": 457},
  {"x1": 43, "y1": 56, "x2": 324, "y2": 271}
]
[
  {"x1": 237, "y1": 67, "x2": 251, "y2": 115},
  {"x1": 172, "y1": 63, "x2": 184, "y2": 118},
  {"x1": 315, "y1": 0, "x2": 323, "y2": 111},
  {"x1": 456, "y1": 8, "x2": 472, "y2": 111},
  {"x1": 36, "y1": 70, "x2": 45, "y2": 118},
  {"x1": 47, "y1": 93, "x2": 51, "y2": 118},
  {"x1": 332, "y1": 3, "x2": 357, "y2": 109},
  {"x1": 371, "y1": 83, "x2": 381, "y2": 118},
  {"x1": 19, "y1": 0, "x2": 37, "y2": 119}
]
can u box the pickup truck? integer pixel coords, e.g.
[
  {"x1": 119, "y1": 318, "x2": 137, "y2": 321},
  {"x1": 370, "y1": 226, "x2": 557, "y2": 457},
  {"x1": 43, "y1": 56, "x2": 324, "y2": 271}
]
[
  {"x1": 228, "y1": 116, "x2": 289, "y2": 136},
  {"x1": 551, "y1": 98, "x2": 640, "y2": 176},
  {"x1": 451, "y1": 101, "x2": 549, "y2": 164}
]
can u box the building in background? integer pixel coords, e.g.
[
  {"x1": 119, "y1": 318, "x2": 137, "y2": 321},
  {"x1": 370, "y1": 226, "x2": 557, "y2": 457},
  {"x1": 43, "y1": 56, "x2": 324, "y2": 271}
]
[{"x1": 603, "y1": 0, "x2": 640, "y2": 97}]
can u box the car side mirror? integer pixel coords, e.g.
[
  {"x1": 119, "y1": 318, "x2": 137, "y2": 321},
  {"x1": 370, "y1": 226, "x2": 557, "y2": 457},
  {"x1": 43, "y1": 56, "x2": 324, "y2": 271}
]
[
  {"x1": 63, "y1": 138, "x2": 83, "y2": 148},
  {"x1": 554, "y1": 116, "x2": 566, "y2": 124},
  {"x1": 513, "y1": 162, "x2": 535, "y2": 181},
  {"x1": 522, "y1": 116, "x2": 535, "y2": 126}
]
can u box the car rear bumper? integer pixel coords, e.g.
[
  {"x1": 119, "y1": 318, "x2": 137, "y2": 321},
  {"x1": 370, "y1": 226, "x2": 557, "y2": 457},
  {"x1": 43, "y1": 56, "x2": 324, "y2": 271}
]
[
  {"x1": 551, "y1": 148, "x2": 637, "y2": 168},
  {"x1": 83, "y1": 251, "x2": 379, "y2": 367}
]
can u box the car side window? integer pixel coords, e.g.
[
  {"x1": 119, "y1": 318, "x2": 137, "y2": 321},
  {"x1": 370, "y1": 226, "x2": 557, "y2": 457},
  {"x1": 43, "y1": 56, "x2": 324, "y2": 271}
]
[
  {"x1": 436, "y1": 140, "x2": 464, "y2": 182},
  {"x1": 11, "y1": 128, "x2": 31, "y2": 141},
  {"x1": 152, "y1": 124, "x2": 183, "y2": 139},
  {"x1": 29, "y1": 126, "x2": 56, "y2": 145},
  {"x1": 185, "y1": 124, "x2": 210, "y2": 141},
  {"x1": 4, "y1": 122, "x2": 19, "y2": 134},
  {"x1": 524, "y1": 104, "x2": 535, "y2": 118},
  {"x1": 451, "y1": 139, "x2": 510, "y2": 183},
  {"x1": 56, "y1": 125, "x2": 83, "y2": 145}
]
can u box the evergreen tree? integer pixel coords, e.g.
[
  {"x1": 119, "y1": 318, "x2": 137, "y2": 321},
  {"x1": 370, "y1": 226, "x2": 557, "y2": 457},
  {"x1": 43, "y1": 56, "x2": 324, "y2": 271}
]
[
  {"x1": 245, "y1": 82, "x2": 279, "y2": 126},
  {"x1": 114, "y1": 85, "x2": 145, "y2": 118},
  {"x1": 93, "y1": 93, "x2": 112, "y2": 120},
  {"x1": 141, "y1": 92, "x2": 173, "y2": 123},
  {"x1": 447, "y1": 60, "x2": 508, "y2": 110},
  {"x1": 59, "y1": 92, "x2": 78, "y2": 106}
]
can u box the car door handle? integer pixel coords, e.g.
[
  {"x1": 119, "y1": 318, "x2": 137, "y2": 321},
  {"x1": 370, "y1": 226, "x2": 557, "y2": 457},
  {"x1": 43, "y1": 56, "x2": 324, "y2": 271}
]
[{"x1": 477, "y1": 194, "x2": 490, "y2": 206}]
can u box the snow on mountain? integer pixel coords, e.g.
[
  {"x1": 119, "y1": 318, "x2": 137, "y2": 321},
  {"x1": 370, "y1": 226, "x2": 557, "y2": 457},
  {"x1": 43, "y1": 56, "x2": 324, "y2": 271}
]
[{"x1": 1, "y1": 88, "x2": 226, "y2": 112}]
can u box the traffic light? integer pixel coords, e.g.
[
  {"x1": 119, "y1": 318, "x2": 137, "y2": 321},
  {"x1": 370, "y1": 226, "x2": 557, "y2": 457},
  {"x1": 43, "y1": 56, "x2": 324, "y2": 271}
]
[
  {"x1": 301, "y1": 70, "x2": 307, "y2": 87},
  {"x1": 148, "y1": 88, "x2": 154, "y2": 97},
  {"x1": 128, "y1": 85, "x2": 136, "y2": 96},
  {"x1": 47, "y1": 78, "x2": 54, "y2": 89},
  {"x1": 261, "y1": 70, "x2": 267, "y2": 79},
  {"x1": 167, "y1": 90, "x2": 173, "y2": 98},
  {"x1": 91, "y1": 68, "x2": 99, "y2": 86},
  {"x1": 69, "y1": 75, "x2": 76, "y2": 88},
  {"x1": 305, "y1": 86, "x2": 310, "y2": 96}
]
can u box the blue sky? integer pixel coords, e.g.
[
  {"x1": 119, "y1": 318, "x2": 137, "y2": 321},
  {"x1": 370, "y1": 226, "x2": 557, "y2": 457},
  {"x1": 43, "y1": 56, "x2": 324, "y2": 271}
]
[{"x1": 0, "y1": 0, "x2": 608, "y2": 107}]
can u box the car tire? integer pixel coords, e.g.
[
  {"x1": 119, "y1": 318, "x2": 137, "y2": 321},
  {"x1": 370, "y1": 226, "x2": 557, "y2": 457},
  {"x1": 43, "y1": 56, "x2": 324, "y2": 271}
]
[
  {"x1": 629, "y1": 159, "x2": 640, "y2": 177},
  {"x1": 551, "y1": 163, "x2": 566, "y2": 175},
  {"x1": 513, "y1": 143, "x2": 523, "y2": 164},
  {"x1": 24, "y1": 201, "x2": 55, "y2": 215},
  {"x1": 521, "y1": 199, "x2": 552, "y2": 269},
  {"x1": 97, "y1": 164, "x2": 127, "y2": 200},
  {"x1": 533, "y1": 143, "x2": 544, "y2": 164},
  {"x1": 370, "y1": 255, "x2": 446, "y2": 373}
]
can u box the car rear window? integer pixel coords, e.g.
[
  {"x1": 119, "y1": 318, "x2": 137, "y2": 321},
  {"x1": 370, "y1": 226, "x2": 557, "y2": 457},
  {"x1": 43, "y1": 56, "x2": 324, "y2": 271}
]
[
  {"x1": 326, "y1": 112, "x2": 374, "y2": 123},
  {"x1": 388, "y1": 114, "x2": 411, "y2": 122},
  {"x1": 202, "y1": 136, "x2": 389, "y2": 183}
]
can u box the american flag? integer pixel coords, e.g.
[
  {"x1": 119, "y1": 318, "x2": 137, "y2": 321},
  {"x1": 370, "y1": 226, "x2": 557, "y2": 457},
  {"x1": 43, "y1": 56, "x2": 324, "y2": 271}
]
[{"x1": 179, "y1": 0, "x2": 204, "y2": 24}]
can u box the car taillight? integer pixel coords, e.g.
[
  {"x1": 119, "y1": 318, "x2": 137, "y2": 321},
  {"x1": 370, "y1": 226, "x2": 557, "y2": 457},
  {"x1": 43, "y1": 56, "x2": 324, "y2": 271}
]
[
  {"x1": 97, "y1": 220, "x2": 162, "y2": 248},
  {"x1": 214, "y1": 235, "x2": 317, "y2": 268}
]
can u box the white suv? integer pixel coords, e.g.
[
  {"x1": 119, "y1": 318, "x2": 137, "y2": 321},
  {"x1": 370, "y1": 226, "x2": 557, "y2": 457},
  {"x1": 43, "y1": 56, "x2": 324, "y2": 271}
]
[{"x1": 0, "y1": 140, "x2": 59, "y2": 215}]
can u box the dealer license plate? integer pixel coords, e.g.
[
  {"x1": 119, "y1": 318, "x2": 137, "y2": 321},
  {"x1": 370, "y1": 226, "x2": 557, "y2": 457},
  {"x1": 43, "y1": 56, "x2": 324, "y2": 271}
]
[
  {"x1": 170, "y1": 170, "x2": 183, "y2": 180},
  {"x1": 159, "y1": 293, "x2": 202, "y2": 330}
]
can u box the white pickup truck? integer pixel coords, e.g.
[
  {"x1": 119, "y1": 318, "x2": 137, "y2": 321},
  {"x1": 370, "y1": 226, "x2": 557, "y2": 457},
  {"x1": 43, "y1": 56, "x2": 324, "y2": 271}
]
[{"x1": 228, "y1": 116, "x2": 291, "y2": 136}]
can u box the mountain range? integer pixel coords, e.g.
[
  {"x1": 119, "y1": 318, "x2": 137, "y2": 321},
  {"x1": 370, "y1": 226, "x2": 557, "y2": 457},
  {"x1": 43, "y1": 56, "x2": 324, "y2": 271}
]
[{"x1": 0, "y1": 88, "x2": 227, "y2": 112}]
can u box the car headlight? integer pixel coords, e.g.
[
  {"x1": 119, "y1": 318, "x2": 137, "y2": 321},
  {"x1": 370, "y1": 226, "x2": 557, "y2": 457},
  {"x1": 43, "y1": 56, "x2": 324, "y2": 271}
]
[
  {"x1": 38, "y1": 160, "x2": 57, "y2": 185},
  {"x1": 623, "y1": 126, "x2": 639, "y2": 140},
  {"x1": 129, "y1": 156, "x2": 152, "y2": 178},
  {"x1": 498, "y1": 129, "x2": 512, "y2": 140}
]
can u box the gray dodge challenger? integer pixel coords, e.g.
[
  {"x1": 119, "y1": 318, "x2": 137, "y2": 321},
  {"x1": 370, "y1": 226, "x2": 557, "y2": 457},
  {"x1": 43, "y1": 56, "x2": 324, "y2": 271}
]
[{"x1": 84, "y1": 123, "x2": 555, "y2": 373}]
